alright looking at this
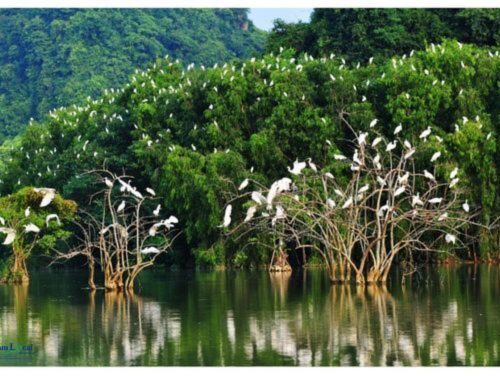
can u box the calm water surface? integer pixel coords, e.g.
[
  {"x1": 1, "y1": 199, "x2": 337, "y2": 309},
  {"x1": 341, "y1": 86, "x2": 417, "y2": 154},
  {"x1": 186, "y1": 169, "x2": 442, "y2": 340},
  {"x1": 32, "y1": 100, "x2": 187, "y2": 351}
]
[{"x1": 1, "y1": 266, "x2": 500, "y2": 366}]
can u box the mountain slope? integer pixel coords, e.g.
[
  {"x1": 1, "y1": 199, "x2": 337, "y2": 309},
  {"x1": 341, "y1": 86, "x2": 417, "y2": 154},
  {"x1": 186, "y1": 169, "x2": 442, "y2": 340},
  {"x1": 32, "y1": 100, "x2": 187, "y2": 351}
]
[{"x1": 0, "y1": 8, "x2": 266, "y2": 139}]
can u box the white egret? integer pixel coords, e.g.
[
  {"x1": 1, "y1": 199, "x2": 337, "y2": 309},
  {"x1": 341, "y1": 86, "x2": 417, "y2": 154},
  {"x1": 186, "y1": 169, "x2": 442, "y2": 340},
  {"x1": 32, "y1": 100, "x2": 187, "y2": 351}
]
[
  {"x1": 334, "y1": 154, "x2": 346, "y2": 161},
  {"x1": 342, "y1": 197, "x2": 353, "y2": 209},
  {"x1": 25, "y1": 207, "x2": 30, "y2": 217},
  {"x1": 238, "y1": 178, "x2": 249, "y2": 191},
  {"x1": 104, "y1": 178, "x2": 113, "y2": 188},
  {"x1": 244, "y1": 206, "x2": 257, "y2": 222},
  {"x1": 412, "y1": 193, "x2": 424, "y2": 207},
  {"x1": 141, "y1": 247, "x2": 161, "y2": 254},
  {"x1": 424, "y1": 170, "x2": 436, "y2": 181},
  {"x1": 221, "y1": 205, "x2": 232, "y2": 228},
  {"x1": 358, "y1": 132, "x2": 368, "y2": 146},
  {"x1": 394, "y1": 123, "x2": 403, "y2": 135},
  {"x1": 0, "y1": 227, "x2": 16, "y2": 245},
  {"x1": 419, "y1": 127, "x2": 432, "y2": 140},
  {"x1": 146, "y1": 188, "x2": 156, "y2": 196},
  {"x1": 372, "y1": 137, "x2": 382, "y2": 147},
  {"x1": 450, "y1": 167, "x2": 459, "y2": 179},
  {"x1": 46, "y1": 214, "x2": 61, "y2": 226},
  {"x1": 386, "y1": 140, "x2": 397, "y2": 152},
  {"x1": 394, "y1": 186, "x2": 406, "y2": 197},
  {"x1": 24, "y1": 223, "x2": 41, "y2": 233},
  {"x1": 153, "y1": 204, "x2": 161, "y2": 216},
  {"x1": 358, "y1": 184, "x2": 370, "y2": 194},
  {"x1": 449, "y1": 178, "x2": 459, "y2": 188},
  {"x1": 307, "y1": 158, "x2": 318, "y2": 172},
  {"x1": 251, "y1": 191, "x2": 266, "y2": 205},
  {"x1": 438, "y1": 212, "x2": 448, "y2": 221},
  {"x1": 445, "y1": 234, "x2": 456, "y2": 244},
  {"x1": 117, "y1": 201, "x2": 126, "y2": 213},
  {"x1": 430, "y1": 152, "x2": 441, "y2": 162},
  {"x1": 429, "y1": 197, "x2": 443, "y2": 204},
  {"x1": 369, "y1": 119, "x2": 378, "y2": 128},
  {"x1": 326, "y1": 198, "x2": 336, "y2": 209},
  {"x1": 377, "y1": 176, "x2": 387, "y2": 186},
  {"x1": 288, "y1": 159, "x2": 307, "y2": 175},
  {"x1": 463, "y1": 200, "x2": 470, "y2": 213}
]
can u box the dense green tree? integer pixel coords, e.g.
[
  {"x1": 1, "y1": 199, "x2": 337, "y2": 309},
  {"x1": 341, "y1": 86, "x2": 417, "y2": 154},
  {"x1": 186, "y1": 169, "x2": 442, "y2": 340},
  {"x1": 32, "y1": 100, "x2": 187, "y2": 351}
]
[
  {"x1": 266, "y1": 9, "x2": 500, "y2": 62},
  {"x1": 0, "y1": 9, "x2": 265, "y2": 141},
  {"x1": 0, "y1": 40, "x2": 497, "y2": 267}
]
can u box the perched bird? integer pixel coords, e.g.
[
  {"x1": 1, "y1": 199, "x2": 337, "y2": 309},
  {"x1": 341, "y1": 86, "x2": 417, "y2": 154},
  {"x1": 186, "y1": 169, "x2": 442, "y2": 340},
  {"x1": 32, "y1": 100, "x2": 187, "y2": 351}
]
[
  {"x1": 394, "y1": 123, "x2": 403, "y2": 135},
  {"x1": 428, "y1": 197, "x2": 443, "y2": 204},
  {"x1": 25, "y1": 207, "x2": 30, "y2": 217},
  {"x1": 369, "y1": 119, "x2": 378, "y2": 128},
  {"x1": 46, "y1": 214, "x2": 61, "y2": 226},
  {"x1": 117, "y1": 201, "x2": 126, "y2": 213},
  {"x1": 394, "y1": 186, "x2": 406, "y2": 197},
  {"x1": 419, "y1": 127, "x2": 432, "y2": 140},
  {"x1": 288, "y1": 159, "x2": 307, "y2": 175},
  {"x1": 358, "y1": 184, "x2": 370, "y2": 194},
  {"x1": 463, "y1": 200, "x2": 470, "y2": 213},
  {"x1": 104, "y1": 178, "x2": 113, "y2": 188},
  {"x1": 34, "y1": 188, "x2": 56, "y2": 208},
  {"x1": 141, "y1": 247, "x2": 161, "y2": 254},
  {"x1": 244, "y1": 206, "x2": 257, "y2": 222},
  {"x1": 238, "y1": 178, "x2": 249, "y2": 191},
  {"x1": 412, "y1": 193, "x2": 424, "y2": 207},
  {"x1": 334, "y1": 154, "x2": 346, "y2": 161},
  {"x1": 307, "y1": 158, "x2": 318, "y2": 172},
  {"x1": 371, "y1": 137, "x2": 382, "y2": 147},
  {"x1": 445, "y1": 234, "x2": 456, "y2": 244},
  {"x1": 424, "y1": 170, "x2": 436, "y2": 181},
  {"x1": 221, "y1": 205, "x2": 232, "y2": 228},
  {"x1": 450, "y1": 167, "x2": 459, "y2": 179},
  {"x1": 430, "y1": 152, "x2": 441, "y2": 162},
  {"x1": 342, "y1": 197, "x2": 353, "y2": 209},
  {"x1": 251, "y1": 191, "x2": 266, "y2": 205},
  {"x1": 0, "y1": 227, "x2": 16, "y2": 245},
  {"x1": 146, "y1": 188, "x2": 156, "y2": 196},
  {"x1": 386, "y1": 140, "x2": 397, "y2": 152},
  {"x1": 153, "y1": 204, "x2": 161, "y2": 216},
  {"x1": 24, "y1": 223, "x2": 41, "y2": 233},
  {"x1": 377, "y1": 176, "x2": 386, "y2": 187},
  {"x1": 438, "y1": 212, "x2": 448, "y2": 221},
  {"x1": 326, "y1": 198, "x2": 336, "y2": 209}
]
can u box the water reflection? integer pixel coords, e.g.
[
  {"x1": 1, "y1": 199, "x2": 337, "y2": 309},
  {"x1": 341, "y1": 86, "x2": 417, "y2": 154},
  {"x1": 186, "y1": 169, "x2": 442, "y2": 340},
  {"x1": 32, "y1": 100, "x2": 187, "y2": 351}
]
[{"x1": 1, "y1": 267, "x2": 500, "y2": 366}]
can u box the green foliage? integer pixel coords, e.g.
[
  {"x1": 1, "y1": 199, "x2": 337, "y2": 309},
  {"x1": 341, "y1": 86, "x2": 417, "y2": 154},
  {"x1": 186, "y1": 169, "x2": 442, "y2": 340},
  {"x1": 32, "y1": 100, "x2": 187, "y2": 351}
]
[
  {"x1": 0, "y1": 9, "x2": 265, "y2": 141},
  {"x1": 266, "y1": 9, "x2": 500, "y2": 62},
  {"x1": 0, "y1": 39, "x2": 498, "y2": 266}
]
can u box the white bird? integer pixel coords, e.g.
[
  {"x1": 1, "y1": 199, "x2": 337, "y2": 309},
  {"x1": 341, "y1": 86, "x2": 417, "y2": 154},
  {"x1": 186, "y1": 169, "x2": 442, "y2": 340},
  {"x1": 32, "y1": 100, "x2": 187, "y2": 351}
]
[
  {"x1": 404, "y1": 140, "x2": 412, "y2": 149},
  {"x1": 146, "y1": 188, "x2": 156, "y2": 196},
  {"x1": 334, "y1": 154, "x2": 346, "y2": 161},
  {"x1": 24, "y1": 223, "x2": 41, "y2": 233},
  {"x1": 153, "y1": 204, "x2": 161, "y2": 216},
  {"x1": 438, "y1": 212, "x2": 448, "y2": 221},
  {"x1": 117, "y1": 201, "x2": 126, "y2": 213},
  {"x1": 424, "y1": 170, "x2": 436, "y2": 181},
  {"x1": 0, "y1": 217, "x2": 4, "y2": 225},
  {"x1": 324, "y1": 172, "x2": 334, "y2": 179},
  {"x1": 221, "y1": 205, "x2": 232, "y2": 228},
  {"x1": 419, "y1": 127, "x2": 432, "y2": 140},
  {"x1": 0, "y1": 227, "x2": 16, "y2": 245},
  {"x1": 378, "y1": 202, "x2": 390, "y2": 217},
  {"x1": 412, "y1": 193, "x2": 424, "y2": 207},
  {"x1": 272, "y1": 205, "x2": 286, "y2": 226},
  {"x1": 251, "y1": 191, "x2": 266, "y2": 205},
  {"x1": 445, "y1": 234, "x2": 456, "y2": 244},
  {"x1": 25, "y1": 207, "x2": 30, "y2": 217},
  {"x1": 358, "y1": 184, "x2": 370, "y2": 194},
  {"x1": 450, "y1": 167, "x2": 459, "y2": 179},
  {"x1": 398, "y1": 172, "x2": 410, "y2": 185},
  {"x1": 244, "y1": 206, "x2": 257, "y2": 222},
  {"x1": 342, "y1": 197, "x2": 353, "y2": 209},
  {"x1": 326, "y1": 198, "x2": 336, "y2": 209},
  {"x1": 288, "y1": 159, "x2": 307, "y2": 175},
  {"x1": 33, "y1": 188, "x2": 56, "y2": 208},
  {"x1": 430, "y1": 151, "x2": 441, "y2": 162},
  {"x1": 429, "y1": 197, "x2": 443, "y2": 204},
  {"x1": 386, "y1": 140, "x2": 397, "y2": 152},
  {"x1": 377, "y1": 176, "x2": 387, "y2": 186},
  {"x1": 449, "y1": 178, "x2": 459, "y2": 188},
  {"x1": 358, "y1": 132, "x2": 368, "y2": 146},
  {"x1": 334, "y1": 189, "x2": 344, "y2": 197},
  {"x1": 104, "y1": 178, "x2": 113, "y2": 188},
  {"x1": 394, "y1": 123, "x2": 403, "y2": 135},
  {"x1": 238, "y1": 178, "x2": 249, "y2": 191},
  {"x1": 307, "y1": 158, "x2": 318, "y2": 172},
  {"x1": 394, "y1": 186, "x2": 406, "y2": 197},
  {"x1": 46, "y1": 214, "x2": 61, "y2": 226},
  {"x1": 463, "y1": 200, "x2": 470, "y2": 213},
  {"x1": 369, "y1": 119, "x2": 378, "y2": 128},
  {"x1": 141, "y1": 247, "x2": 161, "y2": 254},
  {"x1": 372, "y1": 137, "x2": 382, "y2": 147}
]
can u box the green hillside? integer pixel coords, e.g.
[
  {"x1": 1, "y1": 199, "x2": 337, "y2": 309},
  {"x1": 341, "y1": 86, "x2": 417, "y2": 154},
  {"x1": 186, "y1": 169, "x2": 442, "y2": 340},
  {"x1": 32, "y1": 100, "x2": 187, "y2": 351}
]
[{"x1": 0, "y1": 9, "x2": 266, "y2": 140}]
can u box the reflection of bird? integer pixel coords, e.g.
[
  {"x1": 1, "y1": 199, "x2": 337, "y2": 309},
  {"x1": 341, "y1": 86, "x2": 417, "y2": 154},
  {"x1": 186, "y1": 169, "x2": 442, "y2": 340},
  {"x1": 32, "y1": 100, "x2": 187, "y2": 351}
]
[{"x1": 0, "y1": 227, "x2": 16, "y2": 245}]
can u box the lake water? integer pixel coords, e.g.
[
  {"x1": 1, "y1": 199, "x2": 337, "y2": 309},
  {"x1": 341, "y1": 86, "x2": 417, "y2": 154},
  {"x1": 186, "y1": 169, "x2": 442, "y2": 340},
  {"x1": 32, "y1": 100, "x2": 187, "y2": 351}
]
[{"x1": 1, "y1": 266, "x2": 500, "y2": 366}]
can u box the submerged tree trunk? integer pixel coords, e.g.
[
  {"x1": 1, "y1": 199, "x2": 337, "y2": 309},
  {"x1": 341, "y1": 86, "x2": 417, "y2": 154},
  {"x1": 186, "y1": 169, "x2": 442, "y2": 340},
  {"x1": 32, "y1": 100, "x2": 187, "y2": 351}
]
[{"x1": 1, "y1": 250, "x2": 30, "y2": 284}]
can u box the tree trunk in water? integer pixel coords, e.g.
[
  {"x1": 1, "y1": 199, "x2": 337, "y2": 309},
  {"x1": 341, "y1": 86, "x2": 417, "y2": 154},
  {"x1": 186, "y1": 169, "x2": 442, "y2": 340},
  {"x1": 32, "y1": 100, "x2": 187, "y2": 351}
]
[
  {"x1": 5, "y1": 253, "x2": 30, "y2": 284},
  {"x1": 88, "y1": 259, "x2": 96, "y2": 290}
]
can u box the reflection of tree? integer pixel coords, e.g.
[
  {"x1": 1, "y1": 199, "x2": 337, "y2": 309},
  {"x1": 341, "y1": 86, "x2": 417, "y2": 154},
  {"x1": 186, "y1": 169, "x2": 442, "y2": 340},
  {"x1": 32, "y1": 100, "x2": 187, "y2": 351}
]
[{"x1": 2, "y1": 268, "x2": 500, "y2": 366}]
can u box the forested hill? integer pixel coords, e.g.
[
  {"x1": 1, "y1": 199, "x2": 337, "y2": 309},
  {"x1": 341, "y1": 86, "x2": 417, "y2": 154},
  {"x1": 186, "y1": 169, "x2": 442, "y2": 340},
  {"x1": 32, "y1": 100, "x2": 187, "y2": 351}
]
[
  {"x1": 0, "y1": 40, "x2": 497, "y2": 267},
  {"x1": 266, "y1": 9, "x2": 500, "y2": 61},
  {"x1": 0, "y1": 9, "x2": 266, "y2": 140}
]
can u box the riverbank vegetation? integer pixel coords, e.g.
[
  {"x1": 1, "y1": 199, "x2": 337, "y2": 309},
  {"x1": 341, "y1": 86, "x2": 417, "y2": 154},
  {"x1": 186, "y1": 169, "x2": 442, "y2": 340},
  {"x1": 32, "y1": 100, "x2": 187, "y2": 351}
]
[{"x1": 0, "y1": 10, "x2": 498, "y2": 287}]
